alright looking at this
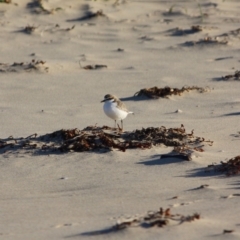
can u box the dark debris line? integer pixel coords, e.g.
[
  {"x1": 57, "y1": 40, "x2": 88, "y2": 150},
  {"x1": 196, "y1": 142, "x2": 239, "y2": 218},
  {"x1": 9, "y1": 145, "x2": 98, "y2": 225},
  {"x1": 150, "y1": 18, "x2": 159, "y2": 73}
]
[
  {"x1": 222, "y1": 70, "x2": 240, "y2": 81},
  {"x1": 0, "y1": 59, "x2": 48, "y2": 73},
  {"x1": 0, "y1": 125, "x2": 212, "y2": 159},
  {"x1": 134, "y1": 86, "x2": 208, "y2": 99},
  {"x1": 80, "y1": 208, "x2": 200, "y2": 236},
  {"x1": 113, "y1": 208, "x2": 200, "y2": 230},
  {"x1": 207, "y1": 155, "x2": 240, "y2": 176},
  {"x1": 114, "y1": 208, "x2": 200, "y2": 230}
]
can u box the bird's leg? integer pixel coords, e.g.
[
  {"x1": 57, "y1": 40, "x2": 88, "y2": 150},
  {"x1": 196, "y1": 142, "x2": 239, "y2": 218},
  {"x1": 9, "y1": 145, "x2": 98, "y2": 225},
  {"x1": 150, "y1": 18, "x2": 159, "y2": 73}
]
[
  {"x1": 121, "y1": 120, "x2": 123, "y2": 131},
  {"x1": 114, "y1": 120, "x2": 116, "y2": 129}
]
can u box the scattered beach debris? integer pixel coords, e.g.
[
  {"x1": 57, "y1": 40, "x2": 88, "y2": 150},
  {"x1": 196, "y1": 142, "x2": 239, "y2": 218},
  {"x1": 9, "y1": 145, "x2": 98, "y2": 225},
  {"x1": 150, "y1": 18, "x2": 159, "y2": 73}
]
[
  {"x1": 45, "y1": 24, "x2": 76, "y2": 34},
  {"x1": 23, "y1": 25, "x2": 37, "y2": 34},
  {"x1": 223, "y1": 229, "x2": 234, "y2": 234},
  {"x1": 231, "y1": 131, "x2": 240, "y2": 138},
  {"x1": 64, "y1": 25, "x2": 75, "y2": 31},
  {"x1": 221, "y1": 70, "x2": 240, "y2": 81},
  {"x1": 80, "y1": 62, "x2": 107, "y2": 70},
  {"x1": 81, "y1": 207, "x2": 200, "y2": 235},
  {"x1": 182, "y1": 36, "x2": 228, "y2": 46},
  {"x1": 19, "y1": 24, "x2": 75, "y2": 35},
  {"x1": 198, "y1": 184, "x2": 209, "y2": 189},
  {"x1": 140, "y1": 35, "x2": 154, "y2": 41},
  {"x1": 207, "y1": 155, "x2": 240, "y2": 176},
  {"x1": 193, "y1": 184, "x2": 209, "y2": 190},
  {"x1": 80, "y1": 10, "x2": 105, "y2": 21},
  {"x1": 169, "y1": 196, "x2": 178, "y2": 199},
  {"x1": 67, "y1": 9, "x2": 106, "y2": 22},
  {"x1": 27, "y1": 0, "x2": 62, "y2": 14},
  {"x1": 114, "y1": 208, "x2": 200, "y2": 230},
  {"x1": 0, "y1": 125, "x2": 212, "y2": 158},
  {"x1": 221, "y1": 193, "x2": 240, "y2": 199},
  {"x1": 220, "y1": 28, "x2": 240, "y2": 38},
  {"x1": 175, "y1": 109, "x2": 183, "y2": 113},
  {"x1": 0, "y1": 59, "x2": 48, "y2": 73},
  {"x1": 169, "y1": 25, "x2": 202, "y2": 36},
  {"x1": 214, "y1": 56, "x2": 233, "y2": 61},
  {"x1": 190, "y1": 25, "x2": 203, "y2": 32},
  {"x1": 134, "y1": 86, "x2": 207, "y2": 99}
]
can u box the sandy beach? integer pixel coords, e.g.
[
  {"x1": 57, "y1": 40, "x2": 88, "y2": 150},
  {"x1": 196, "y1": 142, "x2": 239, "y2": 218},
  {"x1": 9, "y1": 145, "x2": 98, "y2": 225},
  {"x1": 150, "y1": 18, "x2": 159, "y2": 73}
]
[{"x1": 1, "y1": 0, "x2": 240, "y2": 239}]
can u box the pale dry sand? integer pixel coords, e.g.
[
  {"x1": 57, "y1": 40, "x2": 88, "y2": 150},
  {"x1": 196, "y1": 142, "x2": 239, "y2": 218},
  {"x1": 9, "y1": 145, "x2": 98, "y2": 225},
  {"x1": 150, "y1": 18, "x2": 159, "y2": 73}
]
[{"x1": 1, "y1": 0, "x2": 240, "y2": 239}]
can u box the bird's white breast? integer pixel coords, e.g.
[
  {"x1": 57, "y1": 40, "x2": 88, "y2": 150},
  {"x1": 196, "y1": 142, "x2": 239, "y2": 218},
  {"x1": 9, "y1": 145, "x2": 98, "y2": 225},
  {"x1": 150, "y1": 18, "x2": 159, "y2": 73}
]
[{"x1": 103, "y1": 101, "x2": 128, "y2": 120}]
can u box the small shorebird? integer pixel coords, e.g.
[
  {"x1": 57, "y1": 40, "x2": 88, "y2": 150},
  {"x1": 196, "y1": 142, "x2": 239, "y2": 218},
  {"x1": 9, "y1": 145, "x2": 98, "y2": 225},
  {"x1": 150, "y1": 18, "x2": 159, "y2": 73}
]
[{"x1": 101, "y1": 94, "x2": 133, "y2": 130}]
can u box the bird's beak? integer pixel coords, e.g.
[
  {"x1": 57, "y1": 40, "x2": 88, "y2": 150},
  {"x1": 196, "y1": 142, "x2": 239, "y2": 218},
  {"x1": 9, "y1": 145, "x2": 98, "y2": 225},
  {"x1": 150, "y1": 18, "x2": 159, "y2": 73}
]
[{"x1": 101, "y1": 99, "x2": 106, "y2": 103}]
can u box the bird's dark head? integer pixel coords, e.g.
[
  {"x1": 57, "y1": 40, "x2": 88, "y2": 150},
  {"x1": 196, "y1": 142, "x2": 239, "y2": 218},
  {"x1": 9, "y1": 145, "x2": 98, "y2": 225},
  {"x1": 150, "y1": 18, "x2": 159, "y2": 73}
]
[{"x1": 101, "y1": 94, "x2": 117, "y2": 102}]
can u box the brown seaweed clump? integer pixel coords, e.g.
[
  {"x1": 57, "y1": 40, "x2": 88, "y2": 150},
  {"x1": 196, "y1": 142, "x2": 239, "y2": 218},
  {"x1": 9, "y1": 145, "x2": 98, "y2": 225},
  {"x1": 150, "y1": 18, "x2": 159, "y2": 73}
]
[
  {"x1": 0, "y1": 59, "x2": 48, "y2": 73},
  {"x1": 114, "y1": 208, "x2": 200, "y2": 230},
  {"x1": 170, "y1": 25, "x2": 203, "y2": 36},
  {"x1": 134, "y1": 86, "x2": 207, "y2": 99},
  {"x1": 208, "y1": 155, "x2": 240, "y2": 176},
  {"x1": 0, "y1": 125, "x2": 212, "y2": 159},
  {"x1": 53, "y1": 125, "x2": 213, "y2": 158},
  {"x1": 222, "y1": 70, "x2": 240, "y2": 81},
  {"x1": 182, "y1": 36, "x2": 228, "y2": 46}
]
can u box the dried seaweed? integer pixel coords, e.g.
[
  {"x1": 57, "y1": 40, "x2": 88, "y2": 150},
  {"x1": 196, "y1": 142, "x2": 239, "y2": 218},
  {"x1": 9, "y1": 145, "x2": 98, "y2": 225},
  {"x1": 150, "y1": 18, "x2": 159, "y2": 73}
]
[
  {"x1": 83, "y1": 65, "x2": 107, "y2": 70},
  {"x1": 169, "y1": 25, "x2": 202, "y2": 36},
  {"x1": 59, "y1": 125, "x2": 213, "y2": 158},
  {"x1": 68, "y1": 10, "x2": 106, "y2": 22},
  {"x1": 220, "y1": 28, "x2": 240, "y2": 38},
  {"x1": 222, "y1": 70, "x2": 240, "y2": 81},
  {"x1": 114, "y1": 208, "x2": 200, "y2": 230},
  {"x1": 182, "y1": 36, "x2": 228, "y2": 46},
  {"x1": 78, "y1": 10, "x2": 105, "y2": 21},
  {"x1": 0, "y1": 125, "x2": 212, "y2": 158},
  {"x1": 23, "y1": 25, "x2": 37, "y2": 34},
  {"x1": 134, "y1": 86, "x2": 207, "y2": 99},
  {"x1": 223, "y1": 229, "x2": 234, "y2": 234},
  {"x1": 0, "y1": 59, "x2": 48, "y2": 73},
  {"x1": 80, "y1": 62, "x2": 107, "y2": 70},
  {"x1": 207, "y1": 155, "x2": 240, "y2": 176}
]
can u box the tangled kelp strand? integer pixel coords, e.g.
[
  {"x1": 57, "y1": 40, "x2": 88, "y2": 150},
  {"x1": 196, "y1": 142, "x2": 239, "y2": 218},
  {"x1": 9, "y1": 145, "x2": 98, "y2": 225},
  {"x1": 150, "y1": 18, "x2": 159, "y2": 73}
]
[
  {"x1": 0, "y1": 125, "x2": 212, "y2": 157},
  {"x1": 169, "y1": 25, "x2": 203, "y2": 36},
  {"x1": 182, "y1": 36, "x2": 228, "y2": 46},
  {"x1": 208, "y1": 155, "x2": 240, "y2": 176},
  {"x1": 114, "y1": 208, "x2": 200, "y2": 230},
  {"x1": 134, "y1": 86, "x2": 208, "y2": 99},
  {"x1": 79, "y1": 61, "x2": 107, "y2": 70},
  {"x1": 0, "y1": 59, "x2": 48, "y2": 73},
  {"x1": 23, "y1": 25, "x2": 37, "y2": 34},
  {"x1": 222, "y1": 70, "x2": 240, "y2": 81},
  {"x1": 67, "y1": 9, "x2": 107, "y2": 22}
]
